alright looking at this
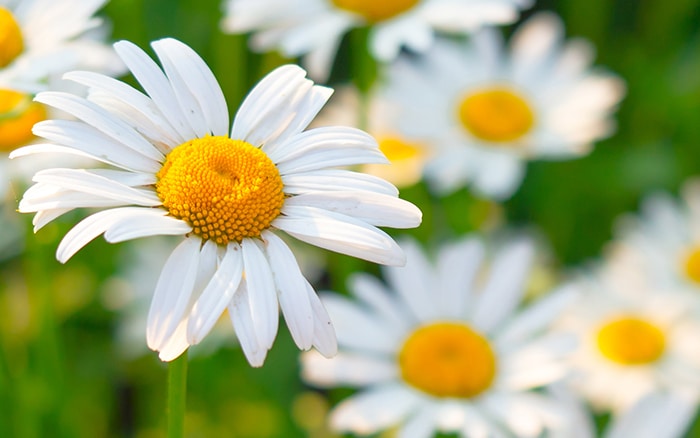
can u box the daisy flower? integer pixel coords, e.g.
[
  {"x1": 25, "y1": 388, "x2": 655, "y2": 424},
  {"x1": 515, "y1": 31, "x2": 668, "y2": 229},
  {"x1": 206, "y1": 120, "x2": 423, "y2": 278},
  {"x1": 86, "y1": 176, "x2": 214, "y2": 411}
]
[
  {"x1": 312, "y1": 85, "x2": 430, "y2": 188},
  {"x1": 221, "y1": 0, "x2": 532, "y2": 81},
  {"x1": 12, "y1": 37, "x2": 422, "y2": 366},
  {"x1": 612, "y1": 180, "x2": 700, "y2": 295},
  {"x1": 302, "y1": 237, "x2": 579, "y2": 437},
  {"x1": 0, "y1": 0, "x2": 123, "y2": 92},
  {"x1": 554, "y1": 250, "x2": 700, "y2": 414},
  {"x1": 0, "y1": 0, "x2": 123, "y2": 151},
  {"x1": 386, "y1": 12, "x2": 626, "y2": 199}
]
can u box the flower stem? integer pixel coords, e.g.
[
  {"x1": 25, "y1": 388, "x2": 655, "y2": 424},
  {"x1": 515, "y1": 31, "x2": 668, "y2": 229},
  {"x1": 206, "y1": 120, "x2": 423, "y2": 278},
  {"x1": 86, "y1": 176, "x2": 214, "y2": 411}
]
[
  {"x1": 167, "y1": 350, "x2": 188, "y2": 438},
  {"x1": 350, "y1": 26, "x2": 377, "y2": 134}
]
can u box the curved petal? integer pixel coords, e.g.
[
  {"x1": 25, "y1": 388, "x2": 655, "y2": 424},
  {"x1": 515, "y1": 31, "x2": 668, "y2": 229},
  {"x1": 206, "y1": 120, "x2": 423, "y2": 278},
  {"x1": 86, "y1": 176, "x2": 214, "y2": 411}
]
[
  {"x1": 152, "y1": 38, "x2": 229, "y2": 137},
  {"x1": 186, "y1": 242, "x2": 244, "y2": 344},
  {"x1": 263, "y1": 231, "x2": 314, "y2": 350},
  {"x1": 331, "y1": 383, "x2": 422, "y2": 434},
  {"x1": 308, "y1": 282, "x2": 337, "y2": 357},
  {"x1": 241, "y1": 238, "x2": 279, "y2": 351},
  {"x1": 301, "y1": 350, "x2": 396, "y2": 387},
  {"x1": 283, "y1": 191, "x2": 421, "y2": 229},
  {"x1": 34, "y1": 91, "x2": 163, "y2": 162},
  {"x1": 228, "y1": 282, "x2": 268, "y2": 367},
  {"x1": 113, "y1": 40, "x2": 197, "y2": 141},
  {"x1": 274, "y1": 205, "x2": 405, "y2": 266},
  {"x1": 146, "y1": 237, "x2": 201, "y2": 350}
]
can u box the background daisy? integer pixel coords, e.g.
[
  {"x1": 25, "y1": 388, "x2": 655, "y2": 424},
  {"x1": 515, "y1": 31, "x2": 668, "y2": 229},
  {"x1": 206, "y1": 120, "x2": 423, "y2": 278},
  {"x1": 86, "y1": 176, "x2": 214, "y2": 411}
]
[
  {"x1": 14, "y1": 37, "x2": 421, "y2": 366},
  {"x1": 302, "y1": 236, "x2": 578, "y2": 437},
  {"x1": 221, "y1": 0, "x2": 533, "y2": 81},
  {"x1": 554, "y1": 249, "x2": 700, "y2": 413},
  {"x1": 386, "y1": 12, "x2": 625, "y2": 199},
  {"x1": 612, "y1": 179, "x2": 700, "y2": 296}
]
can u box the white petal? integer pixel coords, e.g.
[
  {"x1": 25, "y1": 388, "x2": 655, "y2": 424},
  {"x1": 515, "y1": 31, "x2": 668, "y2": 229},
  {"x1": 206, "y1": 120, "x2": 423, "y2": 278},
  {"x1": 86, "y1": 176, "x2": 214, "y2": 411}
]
[
  {"x1": 331, "y1": 383, "x2": 422, "y2": 434},
  {"x1": 241, "y1": 238, "x2": 279, "y2": 350},
  {"x1": 273, "y1": 127, "x2": 387, "y2": 174},
  {"x1": 152, "y1": 38, "x2": 229, "y2": 137},
  {"x1": 263, "y1": 231, "x2": 314, "y2": 350},
  {"x1": 29, "y1": 168, "x2": 160, "y2": 206},
  {"x1": 228, "y1": 283, "x2": 268, "y2": 367},
  {"x1": 281, "y1": 169, "x2": 399, "y2": 196},
  {"x1": 103, "y1": 209, "x2": 192, "y2": 243},
  {"x1": 30, "y1": 119, "x2": 161, "y2": 173},
  {"x1": 114, "y1": 40, "x2": 197, "y2": 141},
  {"x1": 301, "y1": 350, "x2": 396, "y2": 387},
  {"x1": 283, "y1": 191, "x2": 421, "y2": 229},
  {"x1": 64, "y1": 70, "x2": 182, "y2": 148},
  {"x1": 156, "y1": 318, "x2": 190, "y2": 362},
  {"x1": 321, "y1": 293, "x2": 398, "y2": 354},
  {"x1": 55, "y1": 207, "x2": 187, "y2": 263},
  {"x1": 308, "y1": 283, "x2": 337, "y2": 357},
  {"x1": 384, "y1": 238, "x2": 439, "y2": 322},
  {"x1": 146, "y1": 237, "x2": 201, "y2": 350},
  {"x1": 348, "y1": 273, "x2": 408, "y2": 330},
  {"x1": 436, "y1": 236, "x2": 485, "y2": 318},
  {"x1": 496, "y1": 284, "x2": 579, "y2": 348},
  {"x1": 34, "y1": 91, "x2": 164, "y2": 162},
  {"x1": 186, "y1": 242, "x2": 244, "y2": 344},
  {"x1": 471, "y1": 239, "x2": 534, "y2": 333},
  {"x1": 274, "y1": 205, "x2": 405, "y2": 266},
  {"x1": 232, "y1": 65, "x2": 331, "y2": 148}
]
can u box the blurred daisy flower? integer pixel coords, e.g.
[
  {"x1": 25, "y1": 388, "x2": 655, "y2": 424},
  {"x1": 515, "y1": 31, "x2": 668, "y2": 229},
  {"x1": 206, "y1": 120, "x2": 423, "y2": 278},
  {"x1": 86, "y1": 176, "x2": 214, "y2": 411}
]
[
  {"x1": 13, "y1": 37, "x2": 422, "y2": 366},
  {"x1": 613, "y1": 180, "x2": 700, "y2": 294},
  {"x1": 221, "y1": 0, "x2": 532, "y2": 81},
  {"x1": 302, "y1": 237, "x2": 578, "y2": 437},
  {"x1": 0, "y1": 0, "x2": 123, "y2": 257},
  {"x1": 554, "y1": 249, "x2": 700, "y2": 414},
  {"x1": 312, "y1": 85, "x2": 429, "y2": 188},
  {"x1": 386, "y1": 12, "x2": 625, "y2": 199},
  {"x1": 0, "y1": 0, "x2": 123, "y2": 151}
]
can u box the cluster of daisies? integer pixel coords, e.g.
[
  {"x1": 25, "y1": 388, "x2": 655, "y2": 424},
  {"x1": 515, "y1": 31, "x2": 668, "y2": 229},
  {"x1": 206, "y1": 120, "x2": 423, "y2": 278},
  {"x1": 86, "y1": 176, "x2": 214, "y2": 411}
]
[{"x1": 1, "y1": 0, "x2": 698, "y2": 437}]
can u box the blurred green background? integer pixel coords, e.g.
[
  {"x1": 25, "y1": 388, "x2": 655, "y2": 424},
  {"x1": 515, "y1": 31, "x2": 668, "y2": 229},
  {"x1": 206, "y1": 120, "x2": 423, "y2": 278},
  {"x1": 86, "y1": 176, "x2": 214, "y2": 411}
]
[{"x1": 1, "y1": 0, "x2": 700, "y2": 436}]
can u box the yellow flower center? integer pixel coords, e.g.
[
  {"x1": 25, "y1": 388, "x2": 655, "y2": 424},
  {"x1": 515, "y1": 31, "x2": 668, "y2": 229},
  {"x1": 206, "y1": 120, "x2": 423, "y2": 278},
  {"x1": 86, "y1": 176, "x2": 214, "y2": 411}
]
[
  {"x1": 0, "y1": 89, "x2": 46, "y2": 151},
  {"x1": 596, "y1": 317, "x2": 666, "y2": 365},
  {"x1": 378, "y1": 136, "x2": 423, "y2": 162},
  {"x1": 683, "y1": 247, "x2": 700, "y2": 284},
  {"x1": 156, "y1": 136, "x2": 285, "y2": 245},
  {"x1": 457, "y1": 87, "x2": 535, "y2": 143},
  {"x1": 398, "y1": 322, "x2": 497, "y2": 398},
  {"x1": 0, "y1": 7, "x2": 23, "y2": 68},
  {"x1": 331, "y1": 0, "x2": 420, "y2": 23}
]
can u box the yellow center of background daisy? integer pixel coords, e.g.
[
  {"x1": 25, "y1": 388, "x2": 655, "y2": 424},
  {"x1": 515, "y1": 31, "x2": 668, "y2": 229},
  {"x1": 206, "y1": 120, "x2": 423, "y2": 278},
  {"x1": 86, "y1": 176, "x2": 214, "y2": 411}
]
[
  {"x1": 398, "y1": 322, "x2": 497, "y2": 398},
  {"x1": 596, "y1": 316, "x2": 666, "y2": 365},
  {"x1": 331, "y1": 0, "x2": 419, "y2": 23},
  {"x1": 0, "y1": 89, "x2": 46, "y2": 151},
  {"x1": 458, "y1": 88, "x2": 535, "y2": 143},
  {"x1": 0, "y1": 7, "x2": 23, "y2": 68},
  {"x1": 156, "y1": 136, "x2": 285, "y2": 245},
  {"x1": 378, "y1": 137, "x2": 423, "y2": 162},
  {"x1": 683, "y1": 247, "x2": 700, "y2": 284}
]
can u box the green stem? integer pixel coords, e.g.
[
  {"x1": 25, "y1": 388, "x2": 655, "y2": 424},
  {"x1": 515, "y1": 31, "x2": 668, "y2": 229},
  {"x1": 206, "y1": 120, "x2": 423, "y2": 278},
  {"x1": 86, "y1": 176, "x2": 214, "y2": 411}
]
[
  {"x1": 350, "y1": 26, "x2": 377, "y2": 100},
  {"x1": 167, "y1": 350, "x2": 188, "y2": 438}
]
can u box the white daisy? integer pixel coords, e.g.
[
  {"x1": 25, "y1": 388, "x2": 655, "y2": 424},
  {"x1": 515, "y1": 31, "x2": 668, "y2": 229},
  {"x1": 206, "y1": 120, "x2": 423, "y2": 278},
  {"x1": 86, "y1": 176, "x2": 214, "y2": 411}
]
[
  {"x1": 0, "y1": 0, "x2": 123, "y2": 92},
  {"x1": 312, "y1": 85, "x2": 430, "y2": 188},
  {"x1": 221, "y1": 0, "x2": 532, "y2": 81},
  {"x1": 302, "y1": 237, "x2": 579, "y2": 437},
  {"x1": 612, "y1": 179, "x2": 700, "y2": 296},
  {"x1": 12, "y1": 37, "x2": 422, "y2": 366},
  {"x1": 386, "y1": 12, "x2": 626, "y2": 199},
  {"x1": 554, "y1": 250, "x2": 700, "y2": 414}
]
